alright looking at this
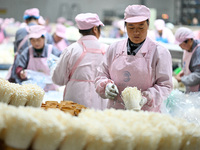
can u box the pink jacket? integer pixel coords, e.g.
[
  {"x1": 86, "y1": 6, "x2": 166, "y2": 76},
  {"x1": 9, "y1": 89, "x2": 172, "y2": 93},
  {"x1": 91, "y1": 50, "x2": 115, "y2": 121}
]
[
  {"x1": 95, "y1": 37, "x2": 173, "y2": 112},
  {"x1": 52, "y1": 35, "x2": 109, "y2": 110}
]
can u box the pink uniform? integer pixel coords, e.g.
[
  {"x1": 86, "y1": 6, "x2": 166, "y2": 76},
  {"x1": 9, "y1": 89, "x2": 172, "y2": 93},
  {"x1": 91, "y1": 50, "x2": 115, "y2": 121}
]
[
  {"x1": 148, "y1": 27, "x2": 175, "y2": 44},
  {"x1": 95, "y1": 37, "x2": 173, "y2": 112},
  {"x1": 54, "y1": 39, "x2": 68, "y2": 51},
  {"x1": 52, "y1": 35, "x2": 109, "y2": 110},
  {"x1": 27, "y1": 45, "x2": 58, "y2": 91}
]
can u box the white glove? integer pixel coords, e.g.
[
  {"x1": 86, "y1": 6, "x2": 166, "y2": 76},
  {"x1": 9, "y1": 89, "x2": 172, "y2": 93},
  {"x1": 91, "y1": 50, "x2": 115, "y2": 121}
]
[
  {"x1": 105, "y1": 83, "x2": 119, "y2": 99},
  {"x1": 139, "y1": 96, "x2": 147, "y2": 107},
  {"x1": 140, "y1": 91, "x2": 153, "y2": 107}
]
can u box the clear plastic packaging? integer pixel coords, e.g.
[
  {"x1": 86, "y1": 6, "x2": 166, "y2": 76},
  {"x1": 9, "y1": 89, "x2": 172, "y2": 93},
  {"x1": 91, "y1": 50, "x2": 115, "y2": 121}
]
[
  {"x1": 21, "y1": 69, "x2": 52, "y2": 89},
  {"x1": 161, "y1": 89, "x2": 200, "y2": 126}
]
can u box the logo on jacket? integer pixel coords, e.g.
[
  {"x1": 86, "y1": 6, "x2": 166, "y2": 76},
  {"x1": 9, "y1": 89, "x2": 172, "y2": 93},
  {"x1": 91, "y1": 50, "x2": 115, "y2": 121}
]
[{"x1": 123, "y1": 71, "x2": 131, "y2": 82}]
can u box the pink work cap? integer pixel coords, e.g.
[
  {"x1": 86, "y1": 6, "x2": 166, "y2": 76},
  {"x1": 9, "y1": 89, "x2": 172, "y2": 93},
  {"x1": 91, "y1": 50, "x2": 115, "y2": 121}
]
[
  {"x1": 175, "y1": 27, "x2": 194, "y2": 45},
  {"x1": 124, "y1": 5, "x2": 150, "y2": 23},
  {"x1": 28, "y1": 25, "x2": 46, "y2": 39},
  {"x1": 0, "y1": 18, "x2": 3, "y2": 24},
  {"x1": 23, "y1": 8, "x2": 40, "y2": 20},
  {"x1": 55, "y1": 24, "x2": 67, "y2": 38},
  {"x1": 38, "y1": 16, "x2": 46, "y2": 25},
  {"x1": 57, "y1": 17, "x2": 67, "y2": 24},
  {"x1": 75, "y1": 13, "x2": 104, "y2": 30},
  {"x1": 154, "y1": 19, "x2": 165, "y2": 30}
]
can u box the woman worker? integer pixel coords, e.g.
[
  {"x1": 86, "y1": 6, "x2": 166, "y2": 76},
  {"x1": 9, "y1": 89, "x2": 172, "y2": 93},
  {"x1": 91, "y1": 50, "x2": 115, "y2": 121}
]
[
  {"x1": 15, "y1": 25, "x2": 61, "y2": 91},
  {"x1": 52, "y1": 13, "x2": 109, "y2": 110},
  {"x1": 8, "y1": 8, "x2": 53, "y2": 83},
  {"x1": 52, "y1": 24, "x2": 70, "y2": 51},
  {"x1": 148, "y1": 19, "x2": 175, "y2": 44},
  {"x1": 95, "y1": 5, "x2": 173, "y2": 112},
  {"x1": 174, "y1": 27, "x2": 200, "y2": 93}
]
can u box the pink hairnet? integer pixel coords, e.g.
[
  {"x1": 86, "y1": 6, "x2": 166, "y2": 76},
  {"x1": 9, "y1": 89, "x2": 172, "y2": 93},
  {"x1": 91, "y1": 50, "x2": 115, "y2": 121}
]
[
  {"x1": 175, "y1": 27, "x2": 194, "y2": 44},
  {"x1": 124, "y1": 5, "x2": 150, "y2": 23}
]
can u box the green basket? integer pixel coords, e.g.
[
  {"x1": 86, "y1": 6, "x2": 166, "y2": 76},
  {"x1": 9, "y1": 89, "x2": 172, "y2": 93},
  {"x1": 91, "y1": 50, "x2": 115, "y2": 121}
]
[{"x1": 174, "y1": 67, "x2": 182, "y2": 75}]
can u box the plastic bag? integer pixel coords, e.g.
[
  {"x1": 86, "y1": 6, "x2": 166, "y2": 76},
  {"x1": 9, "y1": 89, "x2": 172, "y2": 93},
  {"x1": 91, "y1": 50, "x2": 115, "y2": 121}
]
[
  {"x1": 21, "y1": 69, "x2": 52, "y2": 89},
  {"x1": 161, "y1": 89, "x2": 200, "y2": 125},
  {"x1": 47, "y1": 54, "x2": 59, "y2": 77}
]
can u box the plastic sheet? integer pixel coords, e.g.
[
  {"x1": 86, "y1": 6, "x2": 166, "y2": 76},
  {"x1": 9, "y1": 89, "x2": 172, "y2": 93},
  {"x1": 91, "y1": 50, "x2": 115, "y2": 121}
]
[
  {"x1": 43, "y1": 90, "x2": 63, "y2": 103},
  {"x1": 21, "y1": 70, "x2": 52, "y2": 89},
  {"x1": 161, "y1": 89, "x2": 200, "y2": 125}
]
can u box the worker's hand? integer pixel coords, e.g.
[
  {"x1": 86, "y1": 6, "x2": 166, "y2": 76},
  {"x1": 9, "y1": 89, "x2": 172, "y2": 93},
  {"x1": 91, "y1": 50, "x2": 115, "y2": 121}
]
[
  {"x1": 139, "y1": 96, "x2": 147, "y2": 107},
  {"x1": 105, "y1": 83, "x2": 119, "y2": 100},
  {"x1": 175, "y1": 70, "x2": 184, "y2": 82},
  {"x1": 141, "y1": 91, "x2": 153, "y2": 107},
  {"x1": 20, "y1": 70, "x2": 27, "y2": 80}
]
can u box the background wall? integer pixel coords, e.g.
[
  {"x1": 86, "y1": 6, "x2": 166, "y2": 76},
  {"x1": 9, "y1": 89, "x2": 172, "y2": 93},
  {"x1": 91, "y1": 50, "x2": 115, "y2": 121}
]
[{"x1": 0, "y1": 0, "x2": 177, "y2": 24}]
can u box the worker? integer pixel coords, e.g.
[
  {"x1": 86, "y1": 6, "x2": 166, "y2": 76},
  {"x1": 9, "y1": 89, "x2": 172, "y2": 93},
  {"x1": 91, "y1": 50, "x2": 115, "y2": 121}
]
[
  {"x1": 15, "y1": 25, "x2": 61, "y2": 91},
  {"x1": 52, "y1": 24, "x2": 70, "y2": 51},
  {"x1": 174, "y1": 27, "x2": 200, "y2": 93},
  {"x1": 14, "y1": 8, "x2": 40, "y2": 54},
  {"x1": 148, "y1": 19, "x2": 175, "y2": 44},
  {"x1": 109, "y1": 19, "x2": 127, "y2": 38},
  {"x1": 52, "y1": 13, "x2": 109, "y2": 110},
  {"x1": 8, "y1": 8, "x2": 53, "y2": 83},
  {"x1": 95, "y1": 5, "x2": 173, "y2": 112},
  {"x1": 0, "y1": 18, "x2": 7, "y2": 44}
]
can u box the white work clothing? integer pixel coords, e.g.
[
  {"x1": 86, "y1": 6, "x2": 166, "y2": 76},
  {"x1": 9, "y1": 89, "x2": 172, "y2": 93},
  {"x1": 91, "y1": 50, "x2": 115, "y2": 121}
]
[
  {"x1": 148, "y1": 28, "x2": 175, "y2": 44},
  {"x1": 52, "y1": 35, "x2": 109, "y2": 110},
  {"x1": 182, "y1": 42, "x2": 200, "y2": 92},
  {"x1": 95, "y1": 37, "x2": 173, "y2": 112}
]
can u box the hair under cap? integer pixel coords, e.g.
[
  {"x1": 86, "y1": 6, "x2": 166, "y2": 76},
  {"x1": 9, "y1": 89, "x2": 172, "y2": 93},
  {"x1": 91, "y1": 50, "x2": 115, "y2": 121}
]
[
  {"x1": 175, "y1": 27, "x2": 194, "y2": 44},
  {"x1": 28, "y1": 25, "x2": 46, "y2": 39},
  {"x1": 124, "y1": 5, "x2": 150, "y2": 23},
  {"x1": 75, "y1": 13, "x2": 104, "y2": 30}
]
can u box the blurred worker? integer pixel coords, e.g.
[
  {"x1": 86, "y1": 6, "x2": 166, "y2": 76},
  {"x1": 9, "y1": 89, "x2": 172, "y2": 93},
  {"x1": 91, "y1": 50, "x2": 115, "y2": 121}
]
[
  {"x1": 52, "y1": 24, "x2": 70, "y2": 51},
  {"x1": 109, "y1": 19, "x2": 127, "y2": 38},
  {"x1": 38, "y1": 16, "x2": 52, "y2": 33},
  {"x1": 38, "y1": 16, "x2": 46, "y2": 26},
  {"x1": 57, "y1": 17, "x2": 67, "y2": 25},
  {"x1": 0, "y1": 18, "x2": 7, "y2": 44},
  {"x1": 15, "y1": 25, "x2": 61, "y2": 91},
  {"x1": 174, "y1": 27, "x2": 200, "y2": 93},
  {"x1": 14, "y1": 8, "x2": 40, "y2": 54},
  {"x1": 8, "y1": 8, "x2": 53, "y2": 83},
  {"x1": 95, "y1": 5, "x2": 173, "y2": 112},
  {"x1": 148, "y1": 19, "x2": 175, "y2": 44},
  {"x1": 52, "y1": 13, "x2": 109, "y2": 110},
  {"x1": 14, "y1": 8, "x2": 53, "y2": 54}
]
